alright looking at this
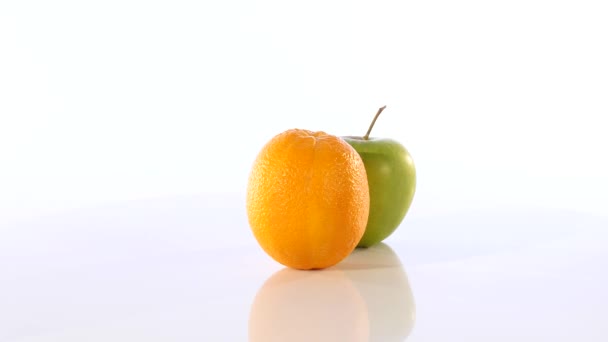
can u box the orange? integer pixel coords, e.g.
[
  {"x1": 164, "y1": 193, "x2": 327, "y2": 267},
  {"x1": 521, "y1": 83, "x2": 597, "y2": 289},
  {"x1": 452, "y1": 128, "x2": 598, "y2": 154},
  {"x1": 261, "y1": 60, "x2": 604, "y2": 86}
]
[{"x1": 246, "y1": 129, "x2": 370, "y2": 270}]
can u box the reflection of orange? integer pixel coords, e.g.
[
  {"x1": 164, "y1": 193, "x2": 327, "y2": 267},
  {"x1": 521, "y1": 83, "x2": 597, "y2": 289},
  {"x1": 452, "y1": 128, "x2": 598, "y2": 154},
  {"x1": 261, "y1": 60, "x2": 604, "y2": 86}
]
[
  {"x1": 249, "y1": 243, "x2": 416, "y2": 342},
  {"x1": 246, "y1": 129, "x2": 369, "y2": 270},
  {"x1": 248, "y1": 268, "x2": 370, "y2": 342}
]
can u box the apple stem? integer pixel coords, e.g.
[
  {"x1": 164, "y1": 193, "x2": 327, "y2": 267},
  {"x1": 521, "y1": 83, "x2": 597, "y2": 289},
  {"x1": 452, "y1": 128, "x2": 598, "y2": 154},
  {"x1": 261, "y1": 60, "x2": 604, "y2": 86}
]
[{"x1": 363, "y1": 105, "x2": 387, "y2": 140}]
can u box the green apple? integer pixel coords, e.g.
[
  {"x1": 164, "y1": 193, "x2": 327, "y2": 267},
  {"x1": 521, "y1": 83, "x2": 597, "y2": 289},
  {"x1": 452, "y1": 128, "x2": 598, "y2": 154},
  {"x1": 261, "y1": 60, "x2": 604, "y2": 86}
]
[{"x1": 343, "y1": 106, "x2": 416, "y2": 247}]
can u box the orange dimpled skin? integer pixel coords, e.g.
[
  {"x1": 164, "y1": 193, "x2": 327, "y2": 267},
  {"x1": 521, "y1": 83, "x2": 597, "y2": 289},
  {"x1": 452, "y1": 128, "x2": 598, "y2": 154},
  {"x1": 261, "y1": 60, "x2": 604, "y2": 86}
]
[{"x1": 246, "y1": 129, "x2": 370, "y2": 270}]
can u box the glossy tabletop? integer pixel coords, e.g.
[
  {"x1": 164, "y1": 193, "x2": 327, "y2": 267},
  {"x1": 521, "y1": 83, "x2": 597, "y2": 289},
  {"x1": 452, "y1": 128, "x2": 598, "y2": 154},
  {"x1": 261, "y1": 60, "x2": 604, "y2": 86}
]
[{"x1": 1, "y1": 195, "x2": 607, "y2": 341}]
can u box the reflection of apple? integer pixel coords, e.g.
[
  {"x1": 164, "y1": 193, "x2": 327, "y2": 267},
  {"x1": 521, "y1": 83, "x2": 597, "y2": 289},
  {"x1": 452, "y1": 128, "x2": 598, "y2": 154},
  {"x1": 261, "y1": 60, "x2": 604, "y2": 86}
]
[
  {"x1": 343, "y1": 106, "x2": 416, "y2": 247},
  {"x1": 342, "y1": 243, "x2": 416, "y2": 341},
  {"x1": 249, "y1": 243, "x2": 415, "y2": 341}
]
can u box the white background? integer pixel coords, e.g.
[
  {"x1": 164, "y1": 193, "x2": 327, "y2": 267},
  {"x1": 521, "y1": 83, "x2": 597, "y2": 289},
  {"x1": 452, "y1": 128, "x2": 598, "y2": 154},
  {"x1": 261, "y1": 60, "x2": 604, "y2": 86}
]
[
  {"x1": 2, "y1": 3, "x2": 608, "y2": 341},
  {"x1": 1, "y1": 0, "x2": 607, "y2": 226}
]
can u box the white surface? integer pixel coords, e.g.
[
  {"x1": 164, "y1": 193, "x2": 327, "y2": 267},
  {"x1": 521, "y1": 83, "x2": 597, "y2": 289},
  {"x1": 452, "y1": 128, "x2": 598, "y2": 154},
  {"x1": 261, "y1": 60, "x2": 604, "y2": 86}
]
[
  {"x1": 1, "y1": 0, "x2": 608, "y2": 222},
  {"x1": 1, "y1": 195, "x2": 607, "y2": 341}
]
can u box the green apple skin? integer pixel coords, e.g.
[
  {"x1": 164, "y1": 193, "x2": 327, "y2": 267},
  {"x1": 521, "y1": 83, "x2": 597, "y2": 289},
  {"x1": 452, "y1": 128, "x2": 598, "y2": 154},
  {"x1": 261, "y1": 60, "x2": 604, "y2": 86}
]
[{"x1": 342, "y1": 136, "x2": 416, "y2": 247}]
